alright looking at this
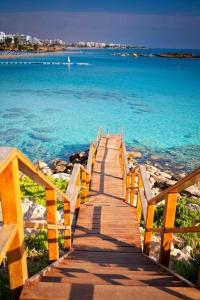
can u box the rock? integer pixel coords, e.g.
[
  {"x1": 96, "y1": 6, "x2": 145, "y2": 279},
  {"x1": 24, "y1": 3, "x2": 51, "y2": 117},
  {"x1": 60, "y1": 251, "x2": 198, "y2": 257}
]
[
  {"x1": 54, "y1": 164, "x2": 67, "y2": 173},
  {"x1": 154, "y1": 181, "x2": 170, "y2": 190},
  {"x1": 69, "y1": 153, "x2": 80, "y2": 163},
  {"x1": 56, "y1": 160, "x2": 68, "y2": 166},
  {"x1": 23, "y1": 201, "x2": 46, "y2": 220},
  {"x1": 160, "y1": 172, "x2": 172, "y2": 180},
  {"x1": 37, "y1": 160, "x2": 52, "y2": 176},
  {"x1": 186, "y1": 203, "x2": 200, "y2": 211},
  {"x1": 170, "y1": 248, "x2": 182, "y2": 259},
  {"x1": 182, "y1": 246, "x2": 192, "y2": 255},
  {"x1": 38, "y1": 161, "x2": 48, "y2": 169},
  {"x1": 127, "y1": 151, "x2": 142, "y2": 159},
  {"x1": 155, "y1": 52, "x2": 200, "y2": 59},
  {"x1": 42, "y1": 167, "x2": 53, "y2": 176},
  {"x1": 186, "y1": 183, "x2": 200, "y2": 197},
  {"x1": 79, "y1": 151, "x2": 88, "y2": 159},
  {"x1": 149, "y1": 176, "x2": 156, "y2": 186},
  {"x1": 166, "y1": 179, "x2": 177, "y2": 186},
  {"x1": 52, "y1": 173, "x2": 70, "y2": 180}
]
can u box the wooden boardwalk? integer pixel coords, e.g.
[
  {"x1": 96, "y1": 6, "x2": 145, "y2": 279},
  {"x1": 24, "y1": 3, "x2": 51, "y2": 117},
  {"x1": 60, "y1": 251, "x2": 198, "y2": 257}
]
[{"x1": 20, "y1": 135, "x2": 200, "y2": 300}]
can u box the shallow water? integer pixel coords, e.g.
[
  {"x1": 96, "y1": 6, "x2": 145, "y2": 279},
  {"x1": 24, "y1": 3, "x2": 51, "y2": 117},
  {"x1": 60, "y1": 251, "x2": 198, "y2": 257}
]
[{"x1": 0, "y1": 49, "x2": 200, "y2": 170}]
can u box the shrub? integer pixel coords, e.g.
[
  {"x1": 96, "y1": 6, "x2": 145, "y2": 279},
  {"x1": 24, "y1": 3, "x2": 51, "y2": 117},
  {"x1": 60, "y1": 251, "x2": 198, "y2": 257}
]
[{"x1": 20, "y1": 175, "x2": 68, "y2": 208}]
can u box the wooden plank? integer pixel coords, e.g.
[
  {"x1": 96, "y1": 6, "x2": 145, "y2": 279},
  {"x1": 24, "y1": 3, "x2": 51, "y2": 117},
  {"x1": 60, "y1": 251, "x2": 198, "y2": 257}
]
[
  {"x1": 159, "y1": 192, "x2": 178, "y2": 267},
  {"x1": 121, "y1": 140, "x2": 129, "y2": 175},
  {"x1": 143, "y1": 204, "x2": 155, "y2": 255},
  {"x1": 139, "y1": 187, "x2": 147, "y2": 221},
  {"x1": 86, "y1": 143, "x2": 95, "y2": 174},
  {"x1": 66, "y1": 164, "x2": 80, "y2": 201},
  {"x1": 0, "y1": 157, "x2": 28, "y2": 296},
  {"x1": 139, "y1": 165, "x2": 153, "y2": 201},
  {"x1": 24, "y1": 221, "x2": 68, "y2": 230},
  {"x1": 64, "y1": 200, "x2": 71, "y2": 250},
  {"x1": 81, "y1": 170, "x2": 87, "y2": 203},
  {"x1": 46, "y1": 189, "x2": 59, "y2": 261},
  {"x1": 130, "y1": 172, "x2": 136, "y2": 205},
  {"x1": 146, "y1": 225, "x2": 200, "y2": 234},
  {"x1": 0, "y1": 224, "x2": 17, "y2": 264},
  {"x1": 125, "y1": 174, "x2": 130, "y2": 202},
  {"x1": 136, "y1": 175, "x2": 143, "y2": 222},
  {"x1": 0, "y1": 147, "x2": 16, "y2": 174}
]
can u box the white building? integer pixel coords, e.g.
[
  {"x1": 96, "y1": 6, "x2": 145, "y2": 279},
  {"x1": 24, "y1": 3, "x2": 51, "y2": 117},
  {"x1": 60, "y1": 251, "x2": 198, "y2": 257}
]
[
  {"x1": 0, "y1": 32, "x2": 5, "y2": 42},
  {"x1": 30, "y1": 37, "x2": 43, "y2": 45}
]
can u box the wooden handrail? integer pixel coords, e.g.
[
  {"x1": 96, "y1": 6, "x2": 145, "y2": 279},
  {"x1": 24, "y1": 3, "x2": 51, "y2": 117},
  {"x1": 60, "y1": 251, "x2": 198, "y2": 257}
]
[
  {"x1": 120, "y1": 139, "x2": 130, "y2": 176},
  {"x1": 16, "y1": 149, "x2": 69, "y2": 203},
  {"x1": 139, "y1": 165, "x2": 153, "y2": 202},
  {"x1": 131, "y1": 163, "x2": 200, "y2": 273},
  {"x1": 119, "y1": 142, "x2": 200, "y2": 277},
  {"x1": 0, "y1": 224, "x2": 18, "y2": 264},
  {"x1": 86, "y1": 129, "x2": 102, "y2": 174},
  {"x1": 0, "y1": 130, "x2": 101, "y2": 296}
]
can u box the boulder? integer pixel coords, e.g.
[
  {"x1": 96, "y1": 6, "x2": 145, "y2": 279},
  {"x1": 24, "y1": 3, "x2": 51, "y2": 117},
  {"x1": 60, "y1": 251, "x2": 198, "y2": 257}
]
[
  {"x1": 186, "y1": 183, "x2": 200, "y2": 197},
  {"x1": 186, "y1": 203, "x2": 200, "y2": 211},
  {"x1": 54, "y1": 164, "x2": 67, "y2": 173},
  {"x1": 38, "y1": 161, "x2": 48, "y2": 169},
  {"x1": 52, "y1": 173, "x2": 70, "y2": 180},
  {"x1": 69, "y1": 153, "x2": 80, "y2": 163},
  {"x1": 127, "y1": 151, "x2": 142, "y2": 159}
]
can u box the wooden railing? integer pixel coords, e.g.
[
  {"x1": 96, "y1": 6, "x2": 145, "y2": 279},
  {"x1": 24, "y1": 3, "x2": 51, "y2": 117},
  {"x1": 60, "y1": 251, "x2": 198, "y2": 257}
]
[
  {"x1": 87, "y1": 128, "x2": 101, "y2": 174},
  {"x1": 0, "y1": 130, "x2": 101, "y2": 296},
  {"x1": 119, "y1": 138, "x2": 138, "y2": 206},
  {"x1": 120, "y1": 141, "x2": 200, "y2": 269}
]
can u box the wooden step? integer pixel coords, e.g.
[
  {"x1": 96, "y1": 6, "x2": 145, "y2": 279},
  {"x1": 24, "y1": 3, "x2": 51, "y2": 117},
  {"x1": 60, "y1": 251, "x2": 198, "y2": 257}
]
[{"x1": 20, "y1": 282, "x2": 200, "y2": 300}]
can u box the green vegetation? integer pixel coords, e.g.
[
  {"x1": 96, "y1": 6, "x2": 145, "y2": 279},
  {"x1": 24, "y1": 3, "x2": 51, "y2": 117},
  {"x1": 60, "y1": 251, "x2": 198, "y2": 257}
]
[
  {"x1": 153, "y1": 197, "x2": 200, "y2": 284},
  {"x1": 20, "y1": 175, "x2": 68, "y2": 209},
  {"x1": 154, "y1": 198, "x2": 200, "y2": 249}
]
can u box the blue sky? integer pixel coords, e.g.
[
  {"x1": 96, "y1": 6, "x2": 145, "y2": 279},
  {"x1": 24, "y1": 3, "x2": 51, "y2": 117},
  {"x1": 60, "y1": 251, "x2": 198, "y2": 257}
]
[{"x1": 0, "y1": 0, "x2": 200, "y2": 48}]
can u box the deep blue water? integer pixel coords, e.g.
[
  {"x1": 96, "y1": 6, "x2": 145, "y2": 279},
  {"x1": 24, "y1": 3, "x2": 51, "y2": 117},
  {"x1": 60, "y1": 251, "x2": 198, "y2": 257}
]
[{"x1": 0, "y1": 48, "x2": 200, "y2": 171}]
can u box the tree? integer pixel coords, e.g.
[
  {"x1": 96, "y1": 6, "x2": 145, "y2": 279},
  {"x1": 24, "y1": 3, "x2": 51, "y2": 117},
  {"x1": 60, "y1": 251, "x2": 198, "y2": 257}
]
[
  {"x1": 5, "y1": 37, "x2": 13, "y2": 48},
  {"x1": 33, "y1": 44, "x2": 39, "y2": 51},
  {"x1": 14, "y1": 36, "x2": 20, "y2": 48}
]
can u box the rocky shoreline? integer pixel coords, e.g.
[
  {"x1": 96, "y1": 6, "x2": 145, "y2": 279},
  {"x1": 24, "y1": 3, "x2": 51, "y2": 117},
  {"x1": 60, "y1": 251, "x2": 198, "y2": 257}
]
[
  {"x1": 36, "y1": 148, "x2": 200, "y2": 199},
  {"x1": 114, "y1": 52, "x2": 200, "y2": 59}
]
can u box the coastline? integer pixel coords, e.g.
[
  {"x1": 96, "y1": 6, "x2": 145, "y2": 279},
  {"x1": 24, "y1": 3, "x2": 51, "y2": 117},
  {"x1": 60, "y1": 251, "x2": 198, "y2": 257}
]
[{"x1": 0, "y1": 50, "x2": 69, "y2": 59}]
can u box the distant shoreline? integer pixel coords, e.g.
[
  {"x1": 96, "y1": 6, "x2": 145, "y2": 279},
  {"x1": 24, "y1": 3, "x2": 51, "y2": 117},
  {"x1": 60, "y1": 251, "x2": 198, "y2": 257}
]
[{"x1": 0, "y1": 50, "x2": 72, "y2": 59}]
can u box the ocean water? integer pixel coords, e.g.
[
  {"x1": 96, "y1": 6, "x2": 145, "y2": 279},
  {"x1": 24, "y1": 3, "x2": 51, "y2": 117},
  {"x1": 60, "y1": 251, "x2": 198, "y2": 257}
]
[{"x1": 0, "y1": 48, "x2": 200, "y2": 171}]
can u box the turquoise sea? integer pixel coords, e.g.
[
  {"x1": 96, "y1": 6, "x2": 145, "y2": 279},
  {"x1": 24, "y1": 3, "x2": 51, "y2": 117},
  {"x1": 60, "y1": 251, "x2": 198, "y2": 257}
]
[{"x1": 0, "y1": 49, "x2": 200, "y2": 172}]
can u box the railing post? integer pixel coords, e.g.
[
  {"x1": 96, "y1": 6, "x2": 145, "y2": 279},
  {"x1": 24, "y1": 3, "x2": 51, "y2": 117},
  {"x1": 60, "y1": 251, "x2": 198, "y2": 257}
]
[
  {"x1": 76, "y1": 171, "x2": 81, "y2": 211},
  {"x1": 64, "y1": 201, "x2": 71, "y2": 249},
  {"x1": 159, "y1": 192, "x2": 178, "y2": 267},
  {"x1": 81, "y1": 171, "x2": 87, "y2": 204},
  {"x1": 0, "y1": 157, "x2": 28, "y2": 297},
  {"x1": 46, "y1": 189, "x2": 59, "y2": 261},
  {"x1": 86, "y1": 173, "x2": 90, "y2": 198},
  {"x1": 125, "y1": 174, "x2": 130, "y2": 202},
  {"x1": 130, "y1": 172, "x2": 136, "y2": 206},
  {"x1": 143, "y1": 203, "x2": 155, "y2": 255},
  {"x1": 136, "y1": 175, "x2": 143, "y2": 222}
]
